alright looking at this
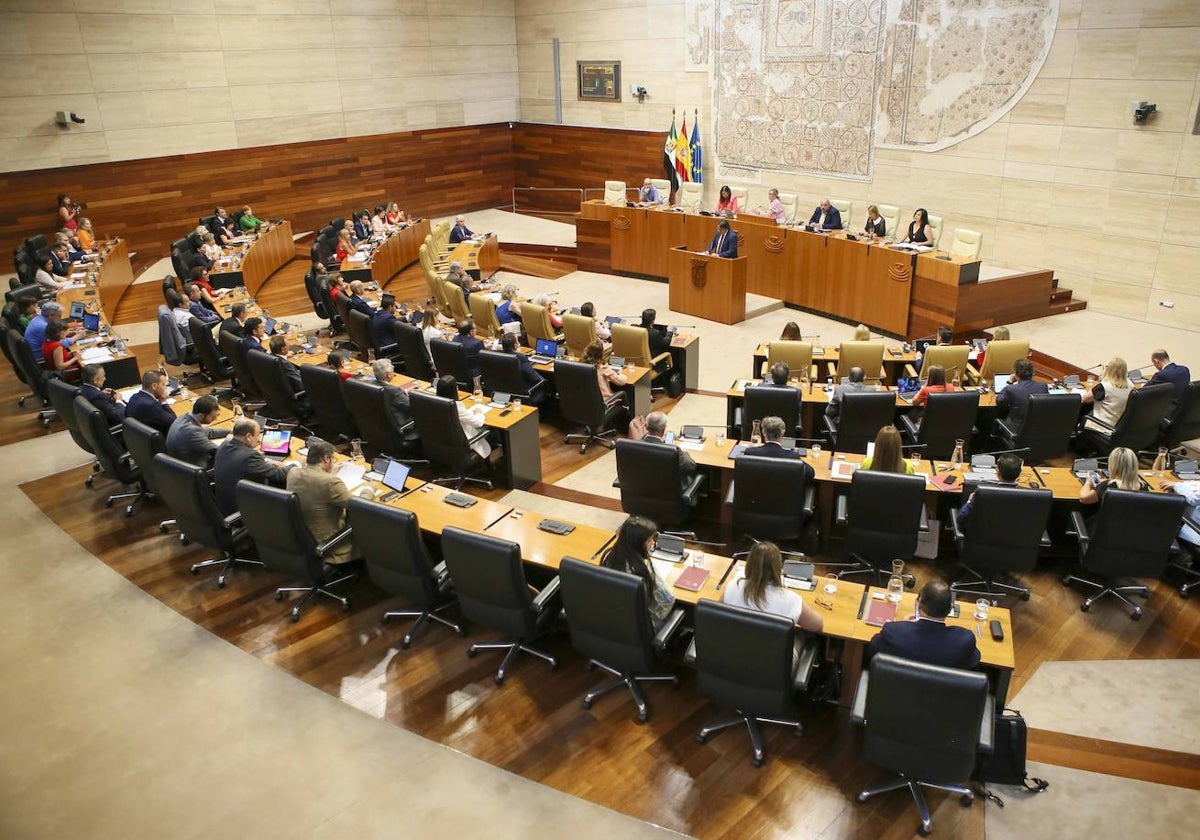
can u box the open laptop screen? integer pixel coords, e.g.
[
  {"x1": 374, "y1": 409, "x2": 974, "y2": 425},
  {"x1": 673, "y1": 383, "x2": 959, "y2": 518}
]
[
  {"x1": 260, "y1": 429, "x2": 292, "y2": 455},
  {"x1": 382, "y1": 459, "x2": 411, "y2": 493},
  {"x1": 535, "y1": 338, "x2": 557, "y2": 357}
]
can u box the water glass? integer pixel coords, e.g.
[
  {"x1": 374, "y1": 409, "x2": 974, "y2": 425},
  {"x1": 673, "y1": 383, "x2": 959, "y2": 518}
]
[
  {"x1": 350, "y1": 439, "x2": 364, "y2": 461},
  {"x1": 910, "y1": 451, "x2": 922, "y2": 471},
  {"x1": 891, "y1": 559, "x2": 905, "y2": 579},
  {"x1": 974, "y1": 599, "x2": 990, "y2": 621},
  {"x1": 715, "y1": 428, "x2": 726, "y2": 447},
  {"x1": 823, "y1": 574, "x2": 838, "y2": 595},
  {"x1": 887, "y1": 575, "x2": 904, "y2": 604},
  {"x1": 689, "y1": 550, "x2": 704, "y2": 568}
]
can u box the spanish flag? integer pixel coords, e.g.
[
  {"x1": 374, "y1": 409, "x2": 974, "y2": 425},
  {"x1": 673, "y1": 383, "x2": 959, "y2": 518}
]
[{"x1": 675, "y1": 114, "x2": 692, "y2": 184}]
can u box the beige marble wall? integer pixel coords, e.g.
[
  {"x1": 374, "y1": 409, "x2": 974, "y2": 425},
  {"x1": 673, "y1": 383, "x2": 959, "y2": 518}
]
[
  {"x1": 517, "y1": 0, "x2": 1200, "y2": 328},
  {"x1": 0, "y1": 0, "x2": 518, "y2": 171}
]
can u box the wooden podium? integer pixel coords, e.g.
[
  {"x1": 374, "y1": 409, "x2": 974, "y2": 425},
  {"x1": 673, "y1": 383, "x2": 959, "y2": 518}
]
[{"x1": 668, "y1": 246, "x2": 747, "y2": 325}]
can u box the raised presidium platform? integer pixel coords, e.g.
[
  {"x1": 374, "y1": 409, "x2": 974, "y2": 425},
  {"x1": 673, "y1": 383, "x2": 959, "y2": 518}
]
[{"x1": 577, "y1": 200, "x2": 1083, "y2": 336}]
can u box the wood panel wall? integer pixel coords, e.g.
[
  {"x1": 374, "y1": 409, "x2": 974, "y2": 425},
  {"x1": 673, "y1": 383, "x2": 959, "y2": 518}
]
[
  {"x1": 511, "y1": 123, "x2": 666, "y2": 208},
  {"x1": 0, "y1": 124, "x2": 515, "y2": 269}
]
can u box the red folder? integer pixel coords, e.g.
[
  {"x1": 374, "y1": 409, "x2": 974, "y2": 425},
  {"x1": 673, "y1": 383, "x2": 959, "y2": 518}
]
[
  {"x1": 675, "y1": 567, "x2": 711, "y2": 592},
  {"x1": 863, "y1": 598, "x2": 899, "y2": 626}
]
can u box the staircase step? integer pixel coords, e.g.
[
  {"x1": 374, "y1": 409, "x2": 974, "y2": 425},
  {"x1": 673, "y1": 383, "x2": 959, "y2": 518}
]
[
  {"x1": 1050, "y1": 287, "x2": 1074, "y2": 303},
  {"x1": 1048, "y1": 299, "x2": 1087, "y2": 316}
]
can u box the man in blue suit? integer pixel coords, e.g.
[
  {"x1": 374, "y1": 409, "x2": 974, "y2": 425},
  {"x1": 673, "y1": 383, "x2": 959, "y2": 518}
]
[
  {"x1": 1148, "y1": 349, "x2": 1190, "y2": 408},
  {"x1": 996, "y1": 358, "x2": 1048, "y2": 434},
  {"x1": 867, "y1": 579, "x2": 980, "y2": 670},
  {"x1": 743, "y1": 416, "x2": 811, "y2": 467},
  {"x1": 705, "y1": 219, "x2": 738, "y2": 258},
  {"x1": 807, "y1": 197, "x2": 843, "y2": 230},
  {"x1": 500, "y1": 332, "x2": 547, "y2": 405},
  {"x1": 449, "y1": 215, "x2": 475, "y2": 244}
]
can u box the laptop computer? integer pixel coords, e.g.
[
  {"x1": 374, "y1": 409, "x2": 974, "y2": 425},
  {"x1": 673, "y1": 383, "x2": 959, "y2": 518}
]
[
  {"x1": 529, "y1": 337, "x2": 558, "y2": 364},
  {"x1": 994, "y1": 373, "x2": 1010, "y2": 393},
  {"x1": 649, "y1": 534, "x2": 686, "y2": 563},
  {"x1": 264, "y1": 316, "x2": 278, "y2": 335},
  {"x1": 260, "y1": 429, "x2": 292, "y2": 459},
  {"x1": 69, "y1": 301, "x2": 86, "y2": 320},
  {"x1": 83, "y1": 311, "x2": 100, "y2": 332},
  {"x1": 381, "y1": 459, "x2": 411, "y2": 493},
  {"x1": 896, "y1": 376, "x2": 922, "y2": 401},
  {"x1": 609, "y1": 355, "x2": 626, "y2": 370}
]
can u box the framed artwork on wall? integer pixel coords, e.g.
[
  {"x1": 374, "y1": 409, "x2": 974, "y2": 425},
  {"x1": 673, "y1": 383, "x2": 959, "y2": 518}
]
[{"x1": 577, "y1": 61, "x2": 621, "y2": 102}]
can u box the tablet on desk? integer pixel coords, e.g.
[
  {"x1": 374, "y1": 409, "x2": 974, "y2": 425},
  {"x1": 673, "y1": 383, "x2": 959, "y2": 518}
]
[
  {"x1": 260, "y1": 429, "x2": 292, "y2": 457},
  {"x1": 381, "y1": 459, "x2": 411, "y2": 493}
]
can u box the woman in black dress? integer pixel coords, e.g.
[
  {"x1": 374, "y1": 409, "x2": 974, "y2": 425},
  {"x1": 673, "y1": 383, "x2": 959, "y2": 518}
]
[
  {"x1": 903, "y1": 208, "x2": 932, "y2": 244},
  {"x1": 863, "y1": 204, "x2": 886, "y2": 237}
]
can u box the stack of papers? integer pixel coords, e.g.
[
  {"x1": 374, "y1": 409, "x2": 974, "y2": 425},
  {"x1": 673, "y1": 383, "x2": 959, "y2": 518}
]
[
  {"x1": 676, "y1": 440, "x2": 705, "y2": 452},
  {"x1": 346, "y1": 254, "x2": 368, "y2": 263},
  {"x1": 336, "y1": 462, "x2": 367, "y2": 491},
  {"x1": 80, "y1": 347, "x2": 114, "y2": 364}
]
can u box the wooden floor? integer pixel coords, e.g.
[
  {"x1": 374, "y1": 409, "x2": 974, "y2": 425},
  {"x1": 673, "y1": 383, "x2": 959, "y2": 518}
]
[{"x1": 9, "y1": 251, "x2": 1200, "y2": 839}]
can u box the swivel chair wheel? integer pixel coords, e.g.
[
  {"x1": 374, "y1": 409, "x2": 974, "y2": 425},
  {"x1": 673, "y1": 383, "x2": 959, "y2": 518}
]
[
  {"x1": 636, "y1": 711, "x2": 648, "y2": 724},
  {"x1": 960, "y1": 793, "x2": 974, "y2": 807},
  {"x1": 42, "y1": 417, "x2": 52, "y2": 428},
  {"x1": 86, "y1": 475, "x2": 95, "y2": 487},
  {"x1": 190, "y1": 567, "x2": 200, "y2": 576},
  {"x1": 579, "y1": 445, "x2": 586, "y2": 454},
  {"x1": 696, "y1": 733, "x2": 709, "y2": 745},
  {"x1": 1180, "y1": 585, "x2": 1191, "y2": 599},
  {"x1": 159, "y1": 523, "x2": 169, "y2": 533},
  {"x1": 125, "y1": 506, "x2": 135, "y2": 517},
  {"x1": 751, "y1": 757, "x2": 764, "y2": 768},
  {"x1": 918, "y1": 825, "x2": 932, "y2": 837},
  {"x1": 456, "y1": 627, "x2": 467, "y2": 637},
  {"x1": 494, "y1": 674, "x2": 505, "y2": 686},
  {"x1": 1021, "y1": 590, "x2": 1031, "y2": 601},
  {"x1": 582, "y1": 699, "x2": 593, "y2": 710},
  {"x1": 466, "y1": 648, "x2": 478, "y2": 658},
  {"x1": 1079, "y1": 602, "x2": 1090, "y2": 613},
  {"x1": 274, "y1": 591, "x2": 285, "y2": 601},
  {"x1": 400, "y1": 637, "x2": 413, "y2": 650},
  {"x1": 216, "y1": 577, "x2": 226, "y2": 589},
  {"x1": 180, "y1": 536, "x2": 190, "y2": 545},
  {"x1": 1131, "y1": 609, "x2": 1142, "y2": 621},
  {"x1": 856, "y1": 792, "x2": 869, "y2": 803},
  {"x1": 585, "y1": 660, "x2": 597, "y2": 671},
  {"x1": 290, "y1": 611, "x2": 300, "y2": 623},
  {"x1": 104, "y1": 499, "x2": 114, "y2": 508},
  {"x1": 341, "y1": 599, "x2": 352, "y2": 612}
]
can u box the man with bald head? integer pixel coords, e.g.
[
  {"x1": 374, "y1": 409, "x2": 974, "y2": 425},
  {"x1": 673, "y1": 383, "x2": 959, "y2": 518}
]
[
  {"x1": 638, "y1": 178, "x2": 660, "y2": 204},
  {"x1": 1148, "y1": 349, "x2": 1190, "y2": 409},
  {"x1": 807, "y1": 197, "x2": 843, "y2": 230},
  {"x1": 629, "y1": 410, "x2": 698, "y2": 503}
]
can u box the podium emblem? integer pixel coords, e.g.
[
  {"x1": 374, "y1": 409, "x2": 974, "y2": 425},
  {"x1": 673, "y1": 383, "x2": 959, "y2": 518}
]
[
  {"x1": 613, "y1": 216, "x2": 632, "y2": 231},
  {"x1": 888, "y1": 260, "x2": 912, "y2": 284},
  {"x1": 690, "y1": 257, "x2": 708, "y2": 289},
  {"x1": 765, "y1": 235, "x2": 785, "y2": 254}
]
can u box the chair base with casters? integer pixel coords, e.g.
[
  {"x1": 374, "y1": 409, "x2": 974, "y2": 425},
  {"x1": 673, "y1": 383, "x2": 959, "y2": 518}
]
[
  {"x1": 832, "y1": 554, "x2": 917, "y2": 589},
  {"x1": 105, "y1": 485, "x2": 146, "y2": 517},
  {"x1": 582, "y1": 661, "x2": 678, "y2": 723},
  {"x1": 856, "y1": 774, "x2": 975, "y2": 837},
  {"x1": 432, "y1": 470, "x2": 492, "y2": 492},
  {"x1": 565, "y1": 425, "x2": 617, "y2": 454},
  {"x1": 696, "y1": 711, "x2": 803, "y2": 768},
  {"x1": 190, "y1": 551, "x2": 264, "y2": 588},
  {"x1": 467, "y1": 636, "x2": 557, "y2": 685},
  {"x1": 274, "y1": 570, "x2": 356, "y2": 622},
  {"x1": 951, "y1": 564, "x2": 1031, "y2": 602},
  {"x1": 383, "y1": 602, "x2": 465, "y2": 649},
  {"x1": 1060, "y1": 572, "x2": 1150, "y2": 619}
]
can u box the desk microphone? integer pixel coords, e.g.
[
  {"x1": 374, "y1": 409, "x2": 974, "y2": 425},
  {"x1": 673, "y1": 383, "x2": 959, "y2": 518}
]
[
  {"x1": 973, "y1": 447, "x2": 1031, "y2": 458},
  {"x1": 1083, "y1": 362, "x2": 1105, "y2": 371},
  {"x1": 900, "y1": 443, "x2": 928, "y2": 451}
]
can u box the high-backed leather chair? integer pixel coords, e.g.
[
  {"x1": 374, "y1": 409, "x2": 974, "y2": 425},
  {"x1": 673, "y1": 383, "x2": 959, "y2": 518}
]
[
  {"x1": 342, "y1": 377, "x2": 418, "y2": 460},
  {"x1": 562, "y1": 313, "x2": 598, "y2": 357},
  {"x1": 1161, "y1": 381, "x2": 1200, "y2": 451},
  {"x1": 739, "y1": 385, "x2": 801, "y2": 438},
  {"x1": 429, "y1": 337, "x2": 473, "y2": 390},
  {"x1": 824, "y1": 391, "x2": 897, "y2": 454},
  {"x1": 676, "y1": 181, "x2": 703, "y2": 209},
  {"x1": 408, "y1": 390, "x2": 491, "y2": 489},
  {"x1": 395, "y1": 322, "x2": 436, "y2": 382},
  {"x1": 47, "y1": 378, "x2": 95, "y2": 476},
  {"x1": 693, "y1": 600, "x2": 806, "y2": 767},
  {"x1": 73, "y1": 396, "x2": 146, "y2": 515},
  {"x1": 899, "y1": 391, "x2": 980, "y2": 460},
  {"x1": 298, "y1": 364, "x2": 356, "y2": 443},
  {"x1": 950, "y1": 229, "x2": 983, "y2": 259},
  {"x1": 345, "y1": 308, "x2": 375, "y2": 361},
  {"x1": 831, "y1": 341, "x2": 885, "y2": 383},
  {"x1": 153, "y1": 453, "x2": 262, "y2": 587},
  {"x1": 614, "y1": 438, "x2": 704, "y2": 528},
  {"x1": 648, "y1": 178, "x2": 671, "y2": 204},
  {"x1": 440, "y1": 526, "x2": 560, "y2": 684},
  {"x1": 876, "y1": 203, "x2": 901, "y2": 238},
  {"x1": 8, "y1": 326, "x2": 55, "y2": 422},
  {"x1": 603, "y1": 180, "x2": 627, "y2": 206},
  {"x1": 851, "y1": 653, "x2": 994, "y2": 835},
  {"x1": 479, "y1": 349, "x2": 545, "y2": 403},
  {"x1": 950, "y1": 484, "x2": 1053, "y2": 602},
  {"x1": 346, "y1": 498, "x2": 463, "y2": 648},
  {"x1": 610, "y1": 323, "x2": 672, "y2": 389},
  {"x1": 234, "y1": 480, "x2": 356, "y2": 621},
  {"x1": 122, "y1": 416, "x2": 177, "y2": 535},
  {"x1": 730, "y1": 187, "x2": 748, "y2": 207},
  {"x1": 555, "y1": 359, "x2": 624, "y2": 453},
  {"x1": 246, "y1": 350, "x2": 312, "y2": 426},
  {"x1": 442, "y1": 281, "x2": 470, "y2": 323},
  {"x1": 776, "y1": 192, "x2": 799, "y2": 223},
  {"x1": 518, "y1": 301, "x2": 562, "y2": 344},
  {"x1": 217, "y1": 328, "x2": 261, "y2": 400},
  {"x1": 968, "y1": 339, "x2": 1029, "y2": 384},
  {"x1": 765, "y1": 340, "x2": 815, "y2": 380},
  {"x1": 993, "y1": 393, "x2": 1080, "y2": 464},
  {"x1": 468, "y1": 294, "x2": 502, "y2": 339},
  {"x1": 1064, "y1": 489, "x2": 1186, "y2": 619},
  {"x1": 830, "y1": 198, "x2": 853, "y2": 223},
  {"x1": 558, "y1": 557, "x2": 681, "y2": 721},
  {"x1": 834, "y1": 471, "x2": 927, "y2": 583},
  {"x1": 188, "y1": 317, "x2": 233, "y2": 388},
  {"x1": 907, "y1": 344, "x2": 969, "y2": 383},
  {"x1": 927, "y1": 213, "x2": 944, "y2": 248},
  {"x1": 728, "y1": 455, "x2": 816, "y2": 551},
  {"x1": 1081, "y1": 382, "x2": 1177, "y2": 456}
]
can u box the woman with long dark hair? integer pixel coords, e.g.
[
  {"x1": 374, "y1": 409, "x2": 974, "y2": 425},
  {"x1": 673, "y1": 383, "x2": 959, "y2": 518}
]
[
  {"x1": 903, "y1": 208, "x2": 932, "y2": 244},
  {"x1": 601, "y1": 515, "x2": 675, "y2": 627}
]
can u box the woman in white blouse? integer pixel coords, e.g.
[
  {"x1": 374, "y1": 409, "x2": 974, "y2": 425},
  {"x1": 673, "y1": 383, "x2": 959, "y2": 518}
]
[
  {"x1": 1081, "y1": 356, "x2": 1133, "y2": 437},
  {"x1": 722, "y1": 542, "x2": 824, "y2": 632},
  {"x1": 436, "y1": 375, "x2": 491, "y2": 458},
  {"x1": 420, "y1": 307, "x2": 442, "y2": 353},
  {"x1": 200, "y1": 232, "x2": 222, "y2": 264}
]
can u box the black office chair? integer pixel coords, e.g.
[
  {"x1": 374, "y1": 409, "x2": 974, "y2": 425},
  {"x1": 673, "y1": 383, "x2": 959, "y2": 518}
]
[
  {"x1": 345, "y1": 308, "x2": 375, "y2": 362},
  {"x1": 298, "y1": 363, "x2": 357, "y2": 443},
  {"x1": 949, "y1": 485, "x2": 1053, "y2": 601},
  {"x1": 1169, "y1": 507, "x2": 1200, "y2": 598},
  {"x1": 47, "y1": 378, "x2": 99, "y2": 484},
  {"x1": 73, "y1": 396, "x2": 146, "y2": 515},
  {"x1": 0, "y1": 324, "x2": 26, "y2": 387},
  {"x1": 1, "y1": 301, "x2": 22, "y2": 333},
  {"x1": 558, "y1": 558, "x2": 682, "y2": 722},
  {"x1": 738, "y1": 385, "x2": 802, "y2": 438},
  {"x1": 343, "y1": 378, "x2": 421, "y2": 461},
  {"x1": 556, "y1": 359, "x2": 625, "y2": 453},
  {"x1": 614, "y1": 439, "x2": 704, "y2": 530},
  {"x1": 479, "y1": 349, "x2": 546, "y2": 403},
  {"x1": 331, "y1": 293, "x2": 354, "y2": 340},
  {"x1": 727, "y1": 455, "x2": 816, "y2": 555},
  {"x1": 429, "y1": 338, "x2": 473, "y2": 390},
  {"x1": 346, "y1": 498, "x2": 464, "y2": 647},
  {"x1": 1160, "y1": 381, "x2": 1200, "y2": 454},
  {"x1": 170, "y1": 239, "x2": 192, "y2": 278},
  {"x1": 408, "y1": 390, "x2": 491, "y2": 489},
  {"x1": 121, "y1": 417, "x2": 177, "y2": 534},
  {"x1": 23, "y1": 234, "x2": 47, "y2": 262},
  {"x1": 833, "y1": 471, "x2": 927, "y2": 583},
  {"x1": 234, "y1": 480, "x2": 356, "y2": 621},
  {"x1": 992, "y1": 393, "x2": 1080, "y2": 464},
  {"x1": 440, "y1": 526, "x2": 560, "y2": 685},
  {"x1": 1080, "y1": 382, "x2": 1176, "y2": 457},
  {"x1": 395, "y1": 322, "x2": 435, "y2": 381},
  {"x1": 824, "y1": 391, "x2": 897, "y2": 454},
  {"x1": 217, "y1": 328, "x2": 264, "y2": 406},
  {"x1": 188, "y1": 317, "x2": 234, "y2": 389},
  {"x1": 316, "y1": 279, "x2": 343, "y2": 335},
  {"x1": 899, "y1": 391, "x2": 979, "y2": 460},
  {"x1": 693, "y1": 599, "x2": 807, "y2": 767},
  {"x1": 245, "y1": 349, "x2": 312, "y2": 427},
  {"x1": 7, "y1": 327, "x2": 55, "y2": 423},
  {"x1": 1063, "y1": 489, "x2": 1186, "y2": 619},
  {"x1": 303, "y1": 267, "x2": 329, "y2": 322},
  {"x1": 851, "y1": 653, "x2": 994, "y2": 836}
]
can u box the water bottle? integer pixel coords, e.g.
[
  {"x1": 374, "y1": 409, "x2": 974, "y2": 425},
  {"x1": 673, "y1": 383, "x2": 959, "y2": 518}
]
[
  {"x1": 473, "y1": 376, "x2": 484, "y2": 403},
  {"x1": 351, "y1": 439, "x2": 364, "y2": 461},
  {"x1": 751, "y1": 419, "x2": 762, "y2": 444},
  {"x1": 1152, "y1": 447, "x2": 1169, "y2": 477},
  {"x1": 950, "y1": 439, "x2": 965, "y2": 469}
]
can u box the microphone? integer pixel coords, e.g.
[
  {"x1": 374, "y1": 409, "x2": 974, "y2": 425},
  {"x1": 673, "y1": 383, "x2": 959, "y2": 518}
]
[
  {"x1": 972, "y1": 447, "x2": 1031, "y2": 458},
  {"x1": 1083, "y1": 362, "x2": 1105, "y2": 371},
  {"x1": 900, "y1": 443, "x2": 927, "y2": 451}
]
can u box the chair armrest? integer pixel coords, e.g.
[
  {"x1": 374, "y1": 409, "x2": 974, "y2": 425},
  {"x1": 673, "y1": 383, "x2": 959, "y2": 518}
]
[
  {"x1": 966, "y1": 363, "x2": 981, "y2": 383},
  {"x1": 978, "y1": 694, "x2": 996, "y2": 754},
  {"x1": 792, "y1": 634, "x2": 820, "y2": 692},
  {"x1": 802, "y1": 483, "x2": 816, "y2": 516},
  {"x1": 650, "y1": 351, "x2": 672, "y2": 369},
  {"x1": 681, "y1": 474, "x2": 705, "y2": 505},
  {"x1": 826, "y1": 361, "x2": 836, "y2": 378},
  {"x1": 222, "y1": 511, "x2": 244, "y2": 529},
  {"x1": 316, "y1": 525, "x2": 354, "y2": 557},
  {"x1": 949, "y1": 507, "x2": 965, "y2": 541},
  {"x1": 294, "y1": 389, "x2": 307, "y2": 399},
  {"x1": 904, "y1": 363, "x2": 917, "y2": 378},
  {"x1": 723, "y1": 479, "x2": 736, "y2": 507},
  {"x1": 531, "y1": 575, "x2": 561, "y2": 613},
  {"x1": 466, "y1": 429, "x2": 489, "y2": 445},
  {"x1": 835, "y1": 493, "x2": 848, "y2": 526},
  {"x1": 432, "y1": 560, "x2": 450, "y2": 586},
  {"x1": 898, "y1": 413, "x2": 919, "y2": 442},
  {"x1": 1085, "y1": 415, "x2": 1116, "y2": 433},
  {"x1": 850, "y1": 669, "x2": 870, "y2": 724},
  {"x1": 604, "y1": 393, "x2": 625, "y2": 407},
  {"x1": 653, "y1": 607, "x2": 687, "y2": 652},
  {"x1": 918, "y1": 504, "x2": 929, "y2": 532},
  {"x1": 993, "y1": 418, "x2": 1015, "y2": 445},
  {"x1": 1184, "y1": 507, "x2": 1200, "y2": 533},
  {"x1": 1067, "y1": 510, "x2": 1090, "y2": 554},
  {"x1": 822, "y1": 414, "x2": 837, "y2": 440}
]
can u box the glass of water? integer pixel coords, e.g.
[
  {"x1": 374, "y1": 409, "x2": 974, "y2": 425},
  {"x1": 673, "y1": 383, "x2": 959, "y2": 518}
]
[{"x1": 887, "y1": 574, "x2": 904, "y2": 604}]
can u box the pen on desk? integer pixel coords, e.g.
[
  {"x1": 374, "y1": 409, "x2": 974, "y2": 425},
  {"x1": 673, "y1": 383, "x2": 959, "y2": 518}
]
[
  {"x1": 1031, "y1": 468, "x2": 1047, "y2": 488},
  {"x1": 975, "y1": 622, "x2": 983, "y2": 640},
  {"x1": 715, "y1": 561, "x2": 734, "y2": 590},
  {"x1": 856, "y1": 590, "x2": 869, "y2": 620}
]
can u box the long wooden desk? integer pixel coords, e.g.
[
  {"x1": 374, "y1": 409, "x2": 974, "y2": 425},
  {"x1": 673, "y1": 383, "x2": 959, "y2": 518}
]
[
  {"x1": 339, "y1": 219, "x2": 432, "y2": 286},
  {"x1": 750, "y1": 342, "x2": 917, "y2": 380},
  {"x1": 209, "y1": 221, "x2": 294, "y2": 296},
  {"x1": 449, "y1": 232, "x2": 501, "y2": 281}
]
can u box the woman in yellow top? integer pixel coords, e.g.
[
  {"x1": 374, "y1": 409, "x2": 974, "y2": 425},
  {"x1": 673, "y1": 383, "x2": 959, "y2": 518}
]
[
  {"x1": 860, "y1": 425, "x2": 916, "y2": 474},
  {"x1": 76, "y1": 217, "x2": 95, "y2": 252}
]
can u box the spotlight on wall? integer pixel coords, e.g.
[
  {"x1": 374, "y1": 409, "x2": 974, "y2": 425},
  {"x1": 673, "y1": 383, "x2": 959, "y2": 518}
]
[
  {"x1": 1133, "y1": 101, "x2": 1157, "y2": 123},
  {"x1": 54, "y1": 111, "x2": 86, "y2": 127}
]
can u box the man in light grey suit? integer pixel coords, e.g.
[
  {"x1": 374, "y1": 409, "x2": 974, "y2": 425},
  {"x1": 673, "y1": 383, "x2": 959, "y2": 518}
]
[
  {"x1": 165, "y1": 395, "x2": 229, "y2": 468},
  {"x1": 825, "y1": 366, "x2": 876, "y2": 421}
]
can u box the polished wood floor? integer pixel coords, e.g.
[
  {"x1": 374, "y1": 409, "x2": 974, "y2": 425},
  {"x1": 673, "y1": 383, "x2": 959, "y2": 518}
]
[{"x1": 9, "y1": 252, "x2": 1200, "y2": 839}]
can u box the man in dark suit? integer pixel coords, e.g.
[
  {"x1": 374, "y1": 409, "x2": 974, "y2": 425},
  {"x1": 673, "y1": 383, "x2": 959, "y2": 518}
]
[
  {"x1": 212, "y1": 419, "x2": 291, "y2": 516},
  {"x1": 165, "y1": 395, "x2": 228, "y2": 468},
  {"x1": 996, "y1": 358, "x2": 1048, "y2": 434},
  {"x1": 743, "y1": 416, "x2": 812, "y2": 467},
  {"x1": 807, "y1": 197, "x2": 843, "y2": 230},
  {"x1": 639, "y1": 308, "x2": 672, "y2": 359},
  {"x1": 449, "y1": 215, "x2": 475, "y2": 244},
  {"x1": 346, "y1": 280, "x2": 376, "y2": 317},
  {"x1": 240, "y1": 317, "x2": 266, "y2": 353},
  {"x1": 867, "y1": 579, "x2": 980, "y2": 670},
  {"x1": 220, "y1": 302, "x2": 248, "y2": 338},
  {"x1": 185, "y1": 284, "x2": 219, "y2": 326},
  {"x1": 704, "y1": 219, "x2": 738, "y2": 258},
  {"x1": 371, "y1": 358, "x2": 420, "y2": 446},
  {"x1": 268, "y1": 335, "x2": 304, "y2": 396},
  {"x1": 825, "y1": 366, "x2": 876, "y2": 421},
  {"x1": 49, "y1": 243, "x2": 71, "y2": 277},
  {"x1": 353, "y1": 211, "x2": 373, "y2": 243},
  {"x1": 631, "y1": 411, "x2": 698, "y2": 502},
  {"x1": 208, "y1": 207, "x2": 233, "y2": 246},
  {"x1": 124, "y1": 370, "x2": 177, "y2": 436},
  {"x1": 1148, "y1": 349, "x2": 1191, "y2": 407},
  {"x1": 80, "y1": 364, "x2": 126, "y2": 426},
  {"x1": 454, "y1": 319, "x2": 485, "y2": 381},
  {"x1": 500, "y1": 332, "x2": 547, "y2": 404},
  {"x1": 370, "y1": 294, "x2": 402, "y2": 354}
]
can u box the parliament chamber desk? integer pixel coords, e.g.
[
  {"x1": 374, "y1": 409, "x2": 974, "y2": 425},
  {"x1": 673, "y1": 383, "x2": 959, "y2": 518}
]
[
  {"x1": 577, "y1": 200, "x2": 1058, "y2": 338},
  {"x1": 750, "y1": 342, "x2": 917, "y2": 381},
  {"x1": 530, "y1": 354, "x2": 654, "y2": 418},
  {"x1": 448, "y1": 233, "x2": 501, "y2": 281},
  {"x1": 339, "y1": 219, "x2": 432, "y2": 286},
  {"x1": 54, "y1": 242, "x2": 140, "y2": 388},
  {"x1": 209, "y1": 221, "x2": 294, "y2": 296}
]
